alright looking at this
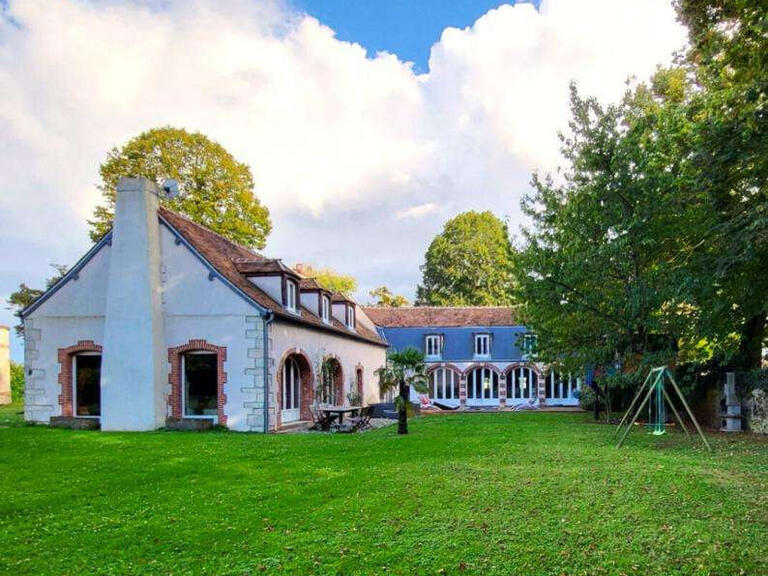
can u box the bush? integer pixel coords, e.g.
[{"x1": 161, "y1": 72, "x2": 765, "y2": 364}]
[
  {"x1": 10, "y1": 362, "x2": 24, "y2": 402},
  {"x1": 579, "y1": 385, "x2": 596, "y2": 411}
]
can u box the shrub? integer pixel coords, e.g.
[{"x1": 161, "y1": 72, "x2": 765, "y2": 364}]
[
  {"x1": 579, "y1": 385, "x2": 596, "y2": 411},
  {"x1": 10, "y1": 362, "x2": 24, "y2": 401}
]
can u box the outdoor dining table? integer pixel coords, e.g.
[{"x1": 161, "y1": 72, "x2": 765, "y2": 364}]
[{"x1": 320, "y1": 405, "x2": 361, "y2": 425}]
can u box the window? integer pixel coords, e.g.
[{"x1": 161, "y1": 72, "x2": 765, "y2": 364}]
[
  {"x1": 466, "y1": 367, "x2": 499, "y2": 400},
  {"x1": 183, "y1": 352, "x2": 218, "y2": 418},
  {"x1": 321, "y1": 295, "x2": 330, "y2": 323},
  {"x1": 286, "y1": 280, "x2": 298, "y2": 312},
  {"x1": 425, "y1": 335, "x2": 442, "y2": 357},
  {"x1": 282, "y1": 357, "x2": 301, "y2": 414},
  {"x1": 73, "y1": 354, "x2": 101, "y2": 417},
  {"x1": 346, "y1": 305, "x2": 355, "y2": 330},
  {"x1": 474, "y1": 333, "x2": 490, "y2": 356},
  {"x1": 522, "y1": 333, "x2": 538, "y2": 357},
  {"x1": 507, "y1": 367, "x2": 538, "y2": 401},
  {"x1": 430, "y1": 368, "x2": 459, "y2": 400},
  {"x1": 545, "y1": 372, "x2": 580, "y2": 400}
]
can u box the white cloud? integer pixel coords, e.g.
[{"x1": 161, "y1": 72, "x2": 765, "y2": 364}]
[
  {"x1": 396, "y1": 203, "x2": 440, "y2": 220},
  {"x1": 0, "y1": 0, "x2": 686, "y2": 358}
]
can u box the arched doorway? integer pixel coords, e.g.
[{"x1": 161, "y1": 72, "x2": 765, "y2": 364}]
[
  {"x1": 278, "y1": 351, "x2": 313, "y2": 424},
  {"x1": 506, "y1": 366, "x2": 539, "y2": 405},
  {"x1": 465, "y1": 366, "x2": 500, "y2": 406},
  {"x1": 428, "y1": 367, "x2": 461, "y2": 407},
  {"x1": 320, "y1": 356, "x2": 344, "y2": 405}
]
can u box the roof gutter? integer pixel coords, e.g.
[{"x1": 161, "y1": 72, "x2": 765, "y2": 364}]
[{"x1": 262, "y1": 310, "x2": 274, "y2": 433}]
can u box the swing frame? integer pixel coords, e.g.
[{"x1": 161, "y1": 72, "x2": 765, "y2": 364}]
[{"x1": 614, "y1": 366, "x2": 711, "y2": 451}]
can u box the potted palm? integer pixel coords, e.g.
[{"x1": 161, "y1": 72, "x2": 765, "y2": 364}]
[{"x1": 375, "y1": 347, "x2": 429, "y2": 435}]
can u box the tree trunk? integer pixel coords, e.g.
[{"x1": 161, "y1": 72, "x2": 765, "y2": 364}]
[
  {"x1": 397, "y1": 377, "x2": 408, "y2": 435},
  {"x1": 592, "y1": 381, "x2": 601, "y2": 421},
  {"x1": 735, "y1": 311, "x2": 766, "y2": 371}
]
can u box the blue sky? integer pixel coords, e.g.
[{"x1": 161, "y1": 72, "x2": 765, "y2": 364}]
[
  {"x1": 294, "y1": 0, "x2": 540, "y2": 72},
  {"x1": 0, "y1": 0, "x2": 685, "y2": 363}
]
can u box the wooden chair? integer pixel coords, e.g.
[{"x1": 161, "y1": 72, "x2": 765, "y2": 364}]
[{"x1": 310, "y1": 405, "x2": 339, "y2": 431}]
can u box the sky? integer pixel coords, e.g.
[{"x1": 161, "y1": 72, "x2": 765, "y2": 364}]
[{"x1": 0, "y1": 0, "x2": 687, "y2": 362}]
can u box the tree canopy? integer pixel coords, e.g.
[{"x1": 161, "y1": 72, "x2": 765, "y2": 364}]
[
  {"x1": 89, "y1": 127, "x2": 271, "y2": 250},
  {"x1": 515, "y1": 1, "x2": 767, "y2": 375},
  {"x1": 295, "y1": 264, "x2": 357, "y2": 296},
  {"x1": 416, "y1": 211, "x2": 516, "y2": 306},
  {"x1": 368, "y1": 286, "x2": 409, "y2": 307},
  {"x1": 6, "y1": 264, "x2": 68, "y2": 336}
]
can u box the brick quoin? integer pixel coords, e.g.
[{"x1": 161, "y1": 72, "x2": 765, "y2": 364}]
[
  {"x1": 57, "y1": 340, "x2": 103, "y2": 417},
  {"x1": 168, "y1": 340, "x2": 228, "y2": 426}
]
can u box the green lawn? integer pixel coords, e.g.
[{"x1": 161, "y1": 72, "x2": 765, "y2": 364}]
[{"x1": 0, "y1": 413, "x2": 765, "y2": 575}]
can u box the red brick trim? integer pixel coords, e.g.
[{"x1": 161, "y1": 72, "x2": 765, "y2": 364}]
[
  {"x1": 57, "y1": 340, "x2": 103, "y2": 417},
  {"x1": 322, "y1": 354, "x2": 344, "y2": 405},
  {"x1": 462, "y1": 362, "x2": 502, "y2": 376},
  {"x1": 355, "y1": 363, "x2": 364, "y2": 401},
  {"x1": 275, "y1": 348, "x2": 314, "y2": 428},
  {"x1": 168, "y1": 340, "x2": 228, "y2": 426}
]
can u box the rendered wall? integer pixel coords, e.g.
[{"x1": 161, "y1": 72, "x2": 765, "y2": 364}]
[{"x1": 269, "y1": 318, "x2": 387, "y2": 430}]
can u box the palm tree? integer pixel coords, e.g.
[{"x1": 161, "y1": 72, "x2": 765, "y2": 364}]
[{"x1": 376, "y1": 347, "x2": 429, "y2": 435}]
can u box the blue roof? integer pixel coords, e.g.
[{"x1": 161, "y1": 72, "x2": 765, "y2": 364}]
[{"x1": 378, "y1": 325, "x2": 531, "y2": 362}]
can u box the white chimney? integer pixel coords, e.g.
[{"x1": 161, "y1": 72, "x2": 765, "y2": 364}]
[{"x1": 100, "y1": 177, "x2": 166, "y2": 430}]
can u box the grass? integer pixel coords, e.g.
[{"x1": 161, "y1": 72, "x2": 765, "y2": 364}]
[{"x1": 0, "y1": 412, "x2": 765, "y2": 576}]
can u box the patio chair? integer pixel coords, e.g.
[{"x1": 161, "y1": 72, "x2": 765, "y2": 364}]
[
  {"x1": 338, "y1": 406, "x2": 374, "y2": 433},
  {"x1": 310, "y1": 405, "x2": 339, "y2": 431}
]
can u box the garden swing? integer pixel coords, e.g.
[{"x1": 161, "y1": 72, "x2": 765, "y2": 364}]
[{"x1": 614, "y1": 366, "x2": 711, "y2": 451}]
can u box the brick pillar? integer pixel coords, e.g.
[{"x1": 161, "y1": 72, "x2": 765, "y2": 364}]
[
  {"x1": 459, "y1": 374, "x2": 467, "y2": 408},
  {"x1": 538, "y1": 371, "x2": 546, "y2": 407},
  {"x1": 498, "y1": 374, "x2": 506, "y2": 409}
]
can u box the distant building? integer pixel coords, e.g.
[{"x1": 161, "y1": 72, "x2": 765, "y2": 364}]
[
  {"x1": 0, "y1": 326, "x2": 10, "y2": 405},
  {"x1": 364, "y1": 307, "x2": 581, "y2": 408}
]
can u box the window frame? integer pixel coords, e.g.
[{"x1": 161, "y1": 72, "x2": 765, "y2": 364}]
[
  {"x1": 285, "y1": 279, "x2": 298, "y2": 312},
  {"x1": 321, "y1": 295, "x2": 331, "y2": 324},
  {"x1": 346, "y1": 305, "x2": 356, "y2": 330},
  {"x1": 474, "y1": 333, "x2": 491, "y2": 357},
  {"x1": 181, "y1": 351, "x2": 219, "y2": 422},
  {"x1": 424, "y1": 334, "x2": 443, "y2": 358},
  {"x1": 71, "y1": 352, "x2": 101, "y2": 419}
]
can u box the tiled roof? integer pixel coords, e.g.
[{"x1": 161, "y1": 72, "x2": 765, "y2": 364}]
[
  {"x1": 361, "y1": 306, "x2": 517, "y2": 328},
  {"x1": 234, "y1": 258, "x2": 296, "y2": 276},
  {"x1": 299, "y1": 277, "x2": 327, "y2": 292},
  {"x1": 159, "y1": 208, "x2": 387, "y2": 346},
  {"x1": 331, "y1": 293, "x2": 355, "y2": 304}
]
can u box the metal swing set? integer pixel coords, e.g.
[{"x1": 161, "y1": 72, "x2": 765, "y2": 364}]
[{"x1": 614, "y1": 366, "x2": 711, "y2": 451}]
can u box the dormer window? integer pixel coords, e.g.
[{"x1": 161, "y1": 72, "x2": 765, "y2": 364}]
[
  {"x1": 286, "y1": 279, "x2": 298, "y2": 312},
  {"x1": 425, "y1": 334, "x2": 442, "y2": 358},
  {"x1": 346, "y1": 305, "x2": 355, "y2": 330},
  {"x1": 321, "y1": 295, "x2": 331, "y2": 323},
  {"x1": 474, "y1": 333, "x2": 490, "y2": 357}
]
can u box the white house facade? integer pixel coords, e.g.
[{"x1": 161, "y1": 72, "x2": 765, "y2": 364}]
[{"x1": 21, "y1": 178, "x2": 388, "y2": 432}]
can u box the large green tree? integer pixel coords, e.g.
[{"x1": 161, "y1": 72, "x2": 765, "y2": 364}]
[
  {"x1": 89, "y1": 127, "x2": 271, "y2": 249},
  {"x1": 675, "y1": 0, "x2": 768, "y2": 370},
  {"x1": 516, "y1": 72, "x2": 703, "y2": 375},
  {"x1": 416, "y1": 211, "x2": 516, "y2": 306}
]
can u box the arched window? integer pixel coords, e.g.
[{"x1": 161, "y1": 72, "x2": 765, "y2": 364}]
[
  {"x1": 429, "y1": 368, "x2": 460, "y2": 401},
  {"x1": 320, "y1": 358, "x2": 343, "y2": 405},
  {"x1": 545, "y1": 371, "x2": 580, "y2": 400},
  {"x1": 506, "y1": 367, "x2": 538, "y2": 401},
  {"x1": 466, "y1": 367, "x2": 499, "y2": 400}
]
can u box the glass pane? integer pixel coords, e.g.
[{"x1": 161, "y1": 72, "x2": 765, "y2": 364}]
[
  {"x1": 75, "y1": 355, "x2": 101, "y2": 416},
  {"x1": 184, "y1": 353, "x2": 218, "y2": 416}
]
